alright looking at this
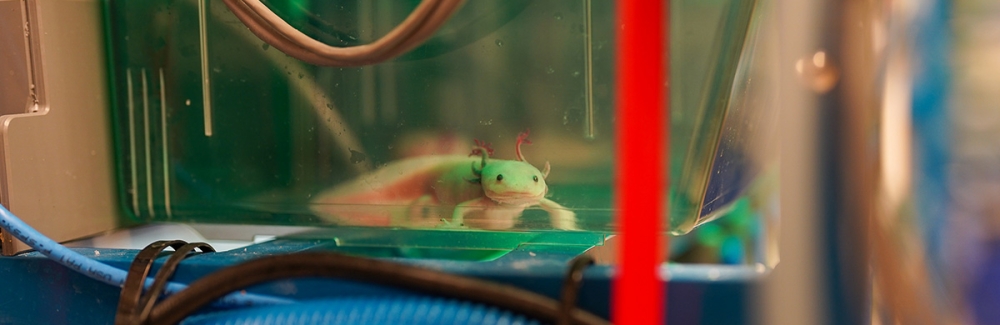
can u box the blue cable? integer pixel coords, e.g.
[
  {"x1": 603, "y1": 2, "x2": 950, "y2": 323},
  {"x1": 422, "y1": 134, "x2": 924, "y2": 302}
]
[{"x1": 0, "y1": 203, "x2": 292, "y2": 307}]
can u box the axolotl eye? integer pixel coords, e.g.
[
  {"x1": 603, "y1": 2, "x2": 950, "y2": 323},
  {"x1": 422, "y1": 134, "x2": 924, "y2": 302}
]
[
  {"x1": 533, "y1": 175, "x2": 539, "y2": 182},
  {"x1": 496, "y1": 174, "x2": 504, "y2": 181}
]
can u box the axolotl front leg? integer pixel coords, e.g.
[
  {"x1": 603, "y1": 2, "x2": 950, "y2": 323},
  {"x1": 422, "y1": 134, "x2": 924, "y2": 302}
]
[
  {"x1": 445, "y1": 197, "x2": 519, "y2": 229},
  {"x1": 446, "y1": 197, "x2": 578, "y2": 230},
  {"x1": 538, "y1": 198, "x2": 578, "y2": 230}
]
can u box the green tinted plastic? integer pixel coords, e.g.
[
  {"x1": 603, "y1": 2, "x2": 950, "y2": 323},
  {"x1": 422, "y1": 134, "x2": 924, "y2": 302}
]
[{"x1": 102, "y1": 0, "x2": 770, "y2": 238}]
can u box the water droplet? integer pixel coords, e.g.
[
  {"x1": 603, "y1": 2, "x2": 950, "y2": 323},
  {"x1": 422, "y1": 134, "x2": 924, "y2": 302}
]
[
  {"x1": 261, "y1": 43, "x2": 270, "y2": 51},
  {"x1": 349, "y1": 149, "x2": 367, "y2": 164},
  {"x1": 546, "y1": 67, "x2": 555, "y2": 74},
  {"x1": 795, "y1": 50, "x2": 839, "y2": 93},
  {"x1": 212, "y1": 68, "x2": 221, "y2": 73},
  {"x1": 572, "y1": 71, "x2": 581, "y2": 77},
  {"x1": 554, "y1": 13, "x2": 563, "y2": 20},
  {"x1": 495, "y1": 39, "x2": 504, "y2": 47},
  {"x1": 185, "y1": 99, "x2": 191, "y2": 106}
]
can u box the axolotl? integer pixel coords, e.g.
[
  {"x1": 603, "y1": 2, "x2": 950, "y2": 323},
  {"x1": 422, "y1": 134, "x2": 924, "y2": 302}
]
[{"x1": 310, "y1": 131, "x2": 577, "y2": 230}]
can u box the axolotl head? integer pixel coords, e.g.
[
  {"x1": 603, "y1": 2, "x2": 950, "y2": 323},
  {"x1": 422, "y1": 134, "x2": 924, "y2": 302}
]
[
  {"x1": 470, "y1": 130, "x2": 552, "y2": 206},
  {"x1": 479, "y1": 160, "x2": 548, "y2": 205}
]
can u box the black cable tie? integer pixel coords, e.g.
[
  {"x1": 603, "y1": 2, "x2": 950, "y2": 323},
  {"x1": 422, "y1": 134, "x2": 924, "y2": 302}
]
[
  {"x1": 136, "y1": 242, "x2": 215, "y2": 323},
  {"x1": 558, "y1": 254, "x2": 595, "y2": 325},
  {"x1": 115, "y1": 240, "x2": 188, "y2": 325}
]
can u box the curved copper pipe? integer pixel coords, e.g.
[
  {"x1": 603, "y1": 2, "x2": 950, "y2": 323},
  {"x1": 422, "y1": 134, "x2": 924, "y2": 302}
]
[
  {"x1": 222, "y1": 0, "x2": 465, "y2": 67},
  {"x1": 221, "y1": 0, "x2": 344, "y2": 65}
]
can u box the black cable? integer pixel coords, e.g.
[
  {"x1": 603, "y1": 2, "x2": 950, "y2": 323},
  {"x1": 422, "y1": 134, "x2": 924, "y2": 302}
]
[
  {"x1": 115, "y1": 240, "x2": 216, "y2": 325},
  {"x1": 146, "y1": 252, "x2": 610, "y2": 325},
  {"x1": 559, "y1": 255, "x2": 595, "y2": 325},
  {"x1": 115, "y1": 240, "x2": 188, "y2": 325},
  {"x1": 136, "y1": 242, "x2": 215, "y2": 323}
]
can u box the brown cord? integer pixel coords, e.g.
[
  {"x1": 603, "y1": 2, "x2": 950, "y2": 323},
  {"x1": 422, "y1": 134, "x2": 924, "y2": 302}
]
[
  {"x1": 146, "y1": 252, "x2": 610, "y2": 325},
  {"x1": 136, "y1": 242, "x2": 215, "y2": 323},
  {"x1": 114, "y1": 240, "x2": 215, "y2": 325},
  {"x1": 558, "y1": 255, "x2": 595, "y2": 325},
  {"x1": 221, "y1": 0, "x2": 466, "y2": 67},
  {"x1": 115, "y1": 240, "x2": 188, "y2": 325}
]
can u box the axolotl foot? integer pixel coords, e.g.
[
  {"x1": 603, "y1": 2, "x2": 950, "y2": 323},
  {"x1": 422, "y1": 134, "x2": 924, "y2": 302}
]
[
  {"x1": 437, "y1": 218, "x2": 469, "y2": 230},
  {"x1": 539, "y1": 198, "x2": 580, "y2": 230}
]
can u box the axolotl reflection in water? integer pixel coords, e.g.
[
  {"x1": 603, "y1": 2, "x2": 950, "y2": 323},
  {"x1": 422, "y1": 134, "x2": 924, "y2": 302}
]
[{"x1": 310, "y1": 131, "x2": 578, "y2": 230}]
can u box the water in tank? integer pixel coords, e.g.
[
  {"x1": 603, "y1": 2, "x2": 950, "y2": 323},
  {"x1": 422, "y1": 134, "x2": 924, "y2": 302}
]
[{"x1": 103, "y1": 0, "x2": 775, "y2": 259}]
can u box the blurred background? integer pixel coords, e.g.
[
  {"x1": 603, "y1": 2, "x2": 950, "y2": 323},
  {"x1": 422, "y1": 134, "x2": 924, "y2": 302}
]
[
  {"x1": 795, "y1": 0, "x2": 1000, "y2": 323},
  {"x1": 939, "y1": 0, "x2": 1000, "y2": 323}
]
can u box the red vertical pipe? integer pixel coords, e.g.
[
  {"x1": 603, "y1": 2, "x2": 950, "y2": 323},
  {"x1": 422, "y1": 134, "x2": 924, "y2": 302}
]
[{"x1": 613, "y1": 0, "x2": 667, "y2": 324}]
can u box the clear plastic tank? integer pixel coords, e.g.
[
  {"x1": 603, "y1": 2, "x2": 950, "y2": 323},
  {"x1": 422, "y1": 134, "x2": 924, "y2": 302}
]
[{"x1": 103, "y1": 0, "x2": 774, "y2": 245}]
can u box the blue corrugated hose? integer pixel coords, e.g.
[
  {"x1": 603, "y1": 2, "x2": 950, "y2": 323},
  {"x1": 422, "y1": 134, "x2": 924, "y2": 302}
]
[{"x1": 182, "y1": 296, "x2": 540, "y2": 325}]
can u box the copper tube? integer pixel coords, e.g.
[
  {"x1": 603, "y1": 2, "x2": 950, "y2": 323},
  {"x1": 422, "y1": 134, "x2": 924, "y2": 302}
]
[{"x1": 222, "y1": 0, "x2": 465, "y2": 67}]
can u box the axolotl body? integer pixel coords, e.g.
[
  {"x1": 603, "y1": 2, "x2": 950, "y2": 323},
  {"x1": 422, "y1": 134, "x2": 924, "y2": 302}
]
[{"x1": 311, "y1": 132, "x2": 577, "y2": 230}]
